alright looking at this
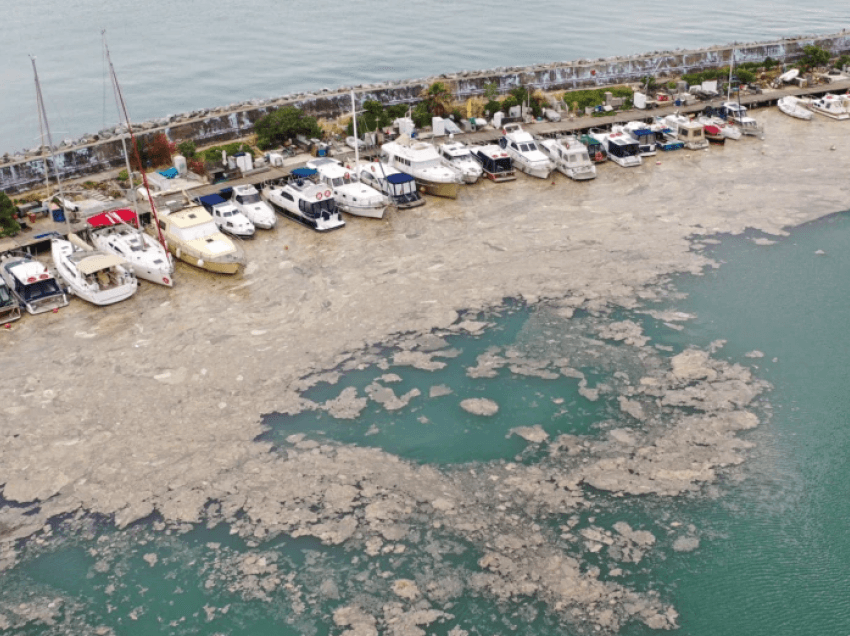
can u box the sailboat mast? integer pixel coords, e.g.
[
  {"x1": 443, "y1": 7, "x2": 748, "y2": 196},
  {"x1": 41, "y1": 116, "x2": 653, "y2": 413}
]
[
  {"x1": 30, "y1": 56, "x2": 70, "y2": 234},
  {"x1": 102, "y1": 36, "x2": 168, "y2": 253},
  {"x1": 351, "y1": 90, "x2": 360, "y2": 170}
]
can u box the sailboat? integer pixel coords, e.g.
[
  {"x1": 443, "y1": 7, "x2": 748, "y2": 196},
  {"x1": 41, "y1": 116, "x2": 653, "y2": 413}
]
[{"x1": 30, "y1": 56, "x2": 138, "y2": 306}]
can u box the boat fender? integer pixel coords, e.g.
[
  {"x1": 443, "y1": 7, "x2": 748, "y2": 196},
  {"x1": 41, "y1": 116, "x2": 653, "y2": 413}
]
[
  {"x1": 325, "y1": 190, "x2": 332, "y2": 198},
  {"x1": 162, "y1": 277, "x2": 170, "y2": 285},
  {"x1": 197, "y1": 259, "x2": 204, "y2": 268},
  {"x1": 316, "y1": 192, "x2": 323, "y2": 200},
  {"x1": 344, "y1": 172, "x2": 350, "y2": 180},
  {"x1": 176, "y1": 247, "x2": 182, "y2": 259}
]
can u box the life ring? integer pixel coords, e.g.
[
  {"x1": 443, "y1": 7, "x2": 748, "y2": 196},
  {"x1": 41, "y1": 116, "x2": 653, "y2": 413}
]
[
  {"x1": 344, "y1": 172, "x2": 350, "y2": 180},
  {"x1": 162, "y1": 277, "x2": 170, "y2": 284},
  {"x1": 316, "y1": 192, "x2": 323, "y2": 200},
  {"x1": 325, "y1": 190, "x2": 332, "y2": 197},
  {"x1": 595, "y1": 152, "x2": 604, "y2": 162}
]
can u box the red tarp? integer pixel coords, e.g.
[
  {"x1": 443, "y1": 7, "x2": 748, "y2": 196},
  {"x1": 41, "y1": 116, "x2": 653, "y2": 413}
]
[
  {"x1": 704, "y1": 125, "x2": 721, "y2": 135},
  {"x1": 87, "y1": 209, "x2": 138, "y2": 228}
]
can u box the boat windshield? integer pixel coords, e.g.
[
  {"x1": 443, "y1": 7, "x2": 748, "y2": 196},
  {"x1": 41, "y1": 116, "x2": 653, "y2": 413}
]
[
  {"x1": 238, "y1": 192, "x2": 261, "y2": 204},
  {"x1": 222, "y1": 211, "x2": 234, "y2": 217},
  {"x1": 0, "y1": 286, "x2": 11, "y2": 304},
  {"x1": 520, "y1": 143, "x2": 537, "y2": 152},
  {"x1": 302, "y1": 198, "x2": 337, "y2": 219},
  {"x1": 21, "y1": 278, "x2": 63, "y2": 302}
]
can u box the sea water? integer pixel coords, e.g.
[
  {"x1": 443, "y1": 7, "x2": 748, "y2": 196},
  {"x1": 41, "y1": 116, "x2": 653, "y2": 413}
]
[
  {"x1": 3, "y1": 212, "x2": 850, "y2": 634},
  {"x1": 2, "y1": 0, "x2": 850, "y2": 153}
]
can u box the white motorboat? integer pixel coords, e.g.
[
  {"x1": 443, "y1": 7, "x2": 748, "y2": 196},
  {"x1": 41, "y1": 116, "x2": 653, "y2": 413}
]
[
  {"x1": 0, "y1": 274, "x2": 21, "y2": 324},
  {"x1": 196, "y1": 194, "x2": 255, "y2": 238},
  {"x1": 306, "y1": 157, "x2": 388, "y2": 219},
  {"x1": 262, "y1": 168, "x2": 345, "y2": 231},
  {"x1": 777, "y1": 96, "x2": 813, "y2": 121},
  {"x1": 696, "y1": 115, "x2": 742, "y2": 140},
  {"x1": 614, "y1": 121, "x2": 658, "y2": 156},
  {"x1": 226, "y1": 184, "x2": 277, "y2": 229},
  {"x1": 498, "y1": 123, "x2": 554, "y2": 178},
  {"x1": 358, "y1": 161, "x2": 425, "y2": 209},
  {"x1": 438, "y1": 140, "x2": 483, "y2": 184},
  {"x1": 805, "y1": 93, "x2": 850, "y2": 120},
  {"x1": 468, "y1": 145, "x2": 516, "y2": 182},
  {"x1": 661, "y1": 114, "x2": 709, "y2": 150},
  {"x1": 52, "y1": 234, "x2": 138, "y2": 306},
  {"x1": 381, "y1": 135, "x2": 463, "y2": 198},
  {"x1": 721, "y1": 102, "x2": 765, "y2": 138},
  {"x1": 87, "y1": 209, "x2": 175, "y2": 287},
  {"x1": 156, "y1": 205, "x2": 246, "y2": 274},
  {"x1": 0, "y1": 251, "x2": 68, "y2": 315},
  {"x1": 538, "y1": 137, "x2": 596, "y2": 181},
  {"x1": 589, "y1": 128, "x2": 642, "y2": 167}
]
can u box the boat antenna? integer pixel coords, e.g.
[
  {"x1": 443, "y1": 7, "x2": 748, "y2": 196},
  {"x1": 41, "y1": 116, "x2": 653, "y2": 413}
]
[
  {"x1": 30, "y1": 55, "x2": 70, "y2": 235},
  {"x1": 102, "y1": 32, "x2": 168, "y2": 254}
]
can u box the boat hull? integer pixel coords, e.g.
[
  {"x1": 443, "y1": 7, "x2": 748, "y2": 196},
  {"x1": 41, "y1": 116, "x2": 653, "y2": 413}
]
[
  {"x1": 483, "y1": 170, "x2": 517, "y2": 182},
  {"x1": 172, "y1": 248, "x2": 242, "y2": 275},
  {"x1": 416, "y1": 179, "x2": 459, "y2": 199},
  {"x1": 72, "y1": 281, "x2": 138, "y2": 306},
  {"x1": 339, "y1": 202, "x2": 387, "y2": 219},
  {"x1": 0, "y1": 304, "x2": 22, "y2": 324},
  {"x1": 269, "y1": 201, "x2": 345, "y2": 232}
]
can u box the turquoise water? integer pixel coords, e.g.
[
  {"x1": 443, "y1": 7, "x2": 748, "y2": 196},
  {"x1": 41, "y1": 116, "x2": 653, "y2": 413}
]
[
  {"x1": 4, "y1": 213, "x2": 850, "y2": 634},
  {"x1": 3, "y1": 0, "x2": 850, "y2": 153}
]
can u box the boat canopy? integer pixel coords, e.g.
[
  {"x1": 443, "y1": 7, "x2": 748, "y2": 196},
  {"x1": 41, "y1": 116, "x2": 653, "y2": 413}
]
[
  {"x1": 197, "y1": 194, "x2": 227, "y2": 207},
  {"x1": 77, "y1": 253, "x2": 126, "y2": 275},
  {"x1": 386, "y1": 173, "x2": 415, "y2": 185},
  {"x1": 291, "y1": 167, "x2": 318, "y2": 178},
  {"x1": 631, "y1": 128, "x2": 654, "y2": 137},
  {"x1": 704, "y1": 125, "x2": 721, "y2": 135},
  {"x1": 87, "y1": 209, "x2": 138, "y2": 228}
]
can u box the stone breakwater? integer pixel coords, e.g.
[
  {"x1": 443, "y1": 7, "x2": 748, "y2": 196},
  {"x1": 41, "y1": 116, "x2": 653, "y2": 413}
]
[{"x1": 2, "y1": 30, "x2": 849, "y2": 194}]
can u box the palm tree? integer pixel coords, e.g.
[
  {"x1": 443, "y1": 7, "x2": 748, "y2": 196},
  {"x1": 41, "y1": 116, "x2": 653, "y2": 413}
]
[{"x1": 420, "y1": 81, "x2": 453, "y2": 117}]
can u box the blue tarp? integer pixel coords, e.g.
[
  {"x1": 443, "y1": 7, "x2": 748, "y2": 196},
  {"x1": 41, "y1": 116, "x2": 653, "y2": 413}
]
[
  {"x1": 158, "y1": 167, "x2": 179, "y2": 179},
  {"x1": 291, "y1": 167, "x2": 317, "y2": 178},
  {"x1": 197, "y1": 194, "x2": 226, "y2": 207},
  {"x1": 386, "y1": 173, "x2": 414, "y2": 185}
]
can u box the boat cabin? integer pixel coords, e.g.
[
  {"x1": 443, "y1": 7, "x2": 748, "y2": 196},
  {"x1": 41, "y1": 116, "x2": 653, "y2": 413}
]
[
  {"x1": 579, "y1": 135, "x2": 607, "y2": 162},
  {"x1": 1, "y1": 257, "x2": 68, "y2": 314},
  {"x1": 359, "y1": 163, "x2": 424, "y2": 208},
  {"x1": 196, "y1": 194, "x2": 255, "y2": 237},
  {"x1": 601, "y1": 132, "x2": 641, "y2": 167},
  {"x1": 470, "y1": 145, "x2": 516, "y2": 182}
]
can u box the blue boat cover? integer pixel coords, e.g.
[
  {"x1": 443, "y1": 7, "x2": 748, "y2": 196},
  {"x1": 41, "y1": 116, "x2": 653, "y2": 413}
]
[
  {"x1": 633, "y1": 129, "x2": 653, "y2": 137},
  {"x1": 386, "y1": 173, "x2": 414, "y2": 185},
  {"x1": 291, "y1": 167, "x2": 318, "y2": 177},
  {"x1": 158, "y1": 167, "x2": 179, "y2": 179},
  {"x1": 219, "y1": 187, "x2": 233, "y2": 197},
  {"x1": 197, "y1": 194, "x2": 226, "y2": 206}
]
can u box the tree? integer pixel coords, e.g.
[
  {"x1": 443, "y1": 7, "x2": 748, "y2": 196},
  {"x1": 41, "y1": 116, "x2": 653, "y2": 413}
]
[
  {"x1": 735, "y1": 68, "x2": 757, "y2": 85},
  {"x1": 176, "y1": 140, "x2": 196, "y2": 158},
  {"x1": 0, "y1": 192, "x2": 21, "y2": 237},
  {"x1": 147, "y1": 133, "x2": 175, "y2": 168},
  {"x1": 799, "y1": 45, "x2": 831, "y2": 71},
  {"x1": 483, "y1": 82, "x2": 499, "y2": 101},
  {"x1": 420, "y1": 81, "x2": 453, "y2": 118},
  {"x1": 255, "y1": 106, "x2": 323, "y2": 150}
]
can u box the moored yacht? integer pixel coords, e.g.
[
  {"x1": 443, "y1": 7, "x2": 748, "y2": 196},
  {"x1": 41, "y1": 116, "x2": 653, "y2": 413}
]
[
  {"x1": 358, "y1": 161, "x2": 425, "y2": 208},
  {"x1": 498, "y1": 123, "x2": 554, "y2": 178},
  {"x1": 381, "y1": 135, "x2": 463, "y2": 198},
  {"x1": 805, "y1": 93, "x2": 849, "y2": 120},
  {"x1": 226, "y1": 184, "x2": 277, "y2": 229},
  {"x1": 155, "y1": 205, "x2": 247, "y2": 273},
  {"x1": 196, "y1": 194, "x2": 255, "y2": 238},
  {"x1": 661, "y1": 114, "x2": 709, "y2": 150},
  {"x1": 589, "y1": 128, "x2": 642, "y2": 167},
  {"x1": 262, "y1": 168, "x2": 345, "y2": 231},
  {"x1": 0, "y1": 252, "x2": 69, "y2": 315},
  {"x1": 438, "y1": 140, "x2": 483, "y2": 184},
  {"x1": 777, "y1": 96, "x2": 813, "y2": 121},
  {"x1": 87, "y1": 209, "x2": 175, "y2": 287},
  {"x1": 538, "y1": 137, "x2": 596, "y2": 180},
  {"x1": 697, "y1": 114, "x2": 742, "y2": 140},
  {"x1": 306, "y1": 157, "x2": 388, "y2": 219},
  {"x1": 721, "y1": 102, "x2": 765, "y2": 138},
  {"x1": 615, "y1": 121, "x2": 657, "y2": 156},
  {"x1": 469, "y1": 145, "x2": 516, "y2": 182},
  {"x1": 52, "y1": 234, "x2": 138, "y2": 306}
]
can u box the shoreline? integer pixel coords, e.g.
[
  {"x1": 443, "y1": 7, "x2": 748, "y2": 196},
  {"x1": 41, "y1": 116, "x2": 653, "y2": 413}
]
[{"x1": 1, "y1": 108, "x2": 849, "y2": 630}]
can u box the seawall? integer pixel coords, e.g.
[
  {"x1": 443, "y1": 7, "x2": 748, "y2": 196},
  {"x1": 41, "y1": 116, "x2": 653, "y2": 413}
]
[{"x1": 2, "y1": 31, "x2": 849, "y2": 195}]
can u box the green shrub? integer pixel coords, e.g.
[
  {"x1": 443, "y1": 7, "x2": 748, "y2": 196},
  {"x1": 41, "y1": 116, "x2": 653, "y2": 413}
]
[
  {"x1": 0, "y1": 192, "x2": 20, "y2": 237},
  {"x1": 255, "y1": 106, "x2": 323, "y2": 150},
  {"x1": 177, "y1": 140, "x2": 196, "y2": 158},
  {"x1": 200, "y1": 142, "x2": 254, "y2": 164}
]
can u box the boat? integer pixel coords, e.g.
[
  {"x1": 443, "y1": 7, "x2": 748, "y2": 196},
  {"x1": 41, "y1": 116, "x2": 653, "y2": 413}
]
[
  {"x1": 306, "y1": 157, "x2": 388, "y2": 219},
  {"x1": 381, "y1": 135, "x2": 463, "y2": 198},
  {"x1": 0, "y1": 274, "x2": 22, "y2": 324},
  {"x1": 720, "y1": 101, "x2": 765, "y2": 138},
  {"x1": 87, "y1": 209, "x2": 175, "y2": 287},
  {"x1": 703, "y1": 125, "x2": 726, "y2": 145},
  {"x1": 538, "y1": 137, "x2": 596, "y2": 180},
  {"x1": 0, "y1": 251, "x2": 67, "y2": 315},
  {"x1": 261, "y1": 168, "x2": 345, "y2": 231},
  {"x1": 805, "y1": 93, "x2": 849, "y2": 120},
  {"x1": 661, "y1": 114, "x2": 709, "y2": 150},
  {"x1": 696, "y1": 114, "x2": 742, "y2": 140},
  {"x1": 224, "y1": 184, "x2": 277, "y2": 229},
  {"x1": 777, "y1": 96, "x2": 813, "y2": 121},
  {"x1": 498, "y1": 123, "x2": 555, "y2": 178},
  {"x1": 614, "y1": 121, "x2": 658, "y2": 156},
  {"x1": 579, "y1": 134, "x2": 608, "y2": 162},
  {"x1": 155, "y1": 205, "x2": 247, "y2": 273},
  {"x1": 358, "y1": 161, "x2": 425, "y2": 208},
  {"x1": 195, "y1": 194, "x2": 255, "y2": 238},
  {"x1": 588, "y1": 128, "x2": 642, "y2": 167},
  {"x1": 438, "y1": 140, "x2": 483, "y2": 184},
  {"x1": 52, "y1": 234, "x2": 138, "y2": 305},
  {"x1": 468, "y1": 145, "x2": 517, "y2": 182}
]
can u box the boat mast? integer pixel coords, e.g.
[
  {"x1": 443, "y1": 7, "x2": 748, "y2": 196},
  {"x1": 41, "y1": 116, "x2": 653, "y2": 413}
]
[
  {"x1": 102, "y1": 34, "x2": 168, "y2": 253},
  {"x1": 30, "y1": 56, "x2": 70, "y2": 234},
  {"x1": 104, "y1": 34, "x2": 138, "y2": 221},
  {"x1": 351, "y1": 90, "x2": 360, "y2": 173}
]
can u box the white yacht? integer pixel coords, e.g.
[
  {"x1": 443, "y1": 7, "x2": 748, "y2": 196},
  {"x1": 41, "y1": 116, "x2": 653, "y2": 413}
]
[
  {"x1": 262, "y1": 168, "x2": 345, "y2": 231},
  {"x1": 721, "y1": 102, "x2": 765, "y2": 138},
  {"x1": 661, "y1": 114, "x2": 709, "y2": 150},
  {"x1": 196, "y1": 194, "x2": 255, "y2": 238},
  {"x1": 226, "y1": 184, "x2": 277, "y2": 229},
  {"x1": 538, "y1": 137, "x2": 596, "y2": 181},
  {"x1": 381, "y1": 135, "x2": 463, "y2": 198},
  {"x1": 358, "y1": 161, "x2": 425, "y2": 209},
  {"x1": 87, "y1": 209, "x2": 175, "y2": 287},
  {"x1": 805, "y1": 93, "x2": 849, "y2": 120},
  {"x1": 306, "y1": 157, "x2": 388, "y2": 219},
  {"x1": 52, "y1": 234, "x2": 138, "y2": 306},
  {"x1": 156, "y1": 205, "x2": 247, "y2": 274},
  {"x1": 614, "y1": 122, "x2": 658, "y2": 156},
  {"x1": 438, "y1": 140, "x2": 483, "y2": 184},
  {"x1": 777, "y1": 96, "x2": 813, "y2": 121},
  {"x1": 469, "y1": 145, "x2": 516, "y2": 182},
  {"x1": 696, "y1": 115, "x2": 742, "y2": 140},
  {"x1": 0, "y1": 251, "x2": 68, "y2": 315},
  {"x1": 498, "y1": 123, "x2": 554, "y2": 178},
  {"x1": 589, "y1": 128, "x2": 642, "y2": 167}
]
